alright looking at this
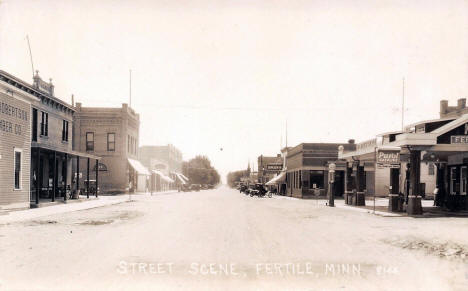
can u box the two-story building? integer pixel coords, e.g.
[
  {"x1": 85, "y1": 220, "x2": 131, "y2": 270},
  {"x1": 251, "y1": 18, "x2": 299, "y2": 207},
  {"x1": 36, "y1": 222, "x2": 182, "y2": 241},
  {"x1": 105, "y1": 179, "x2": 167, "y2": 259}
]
[
  {"x1": 73, "y1": 102, "x2": 148, "y2": 193},
  {"x1": 0, "y1": 70, "x2": 100, "y2": 208},
  {"x1": 257, "y1": 154, "x2": 283, "y2": 184},
  {"x1": 0, "y1": 71, "x2": 37, "y2": 210}
]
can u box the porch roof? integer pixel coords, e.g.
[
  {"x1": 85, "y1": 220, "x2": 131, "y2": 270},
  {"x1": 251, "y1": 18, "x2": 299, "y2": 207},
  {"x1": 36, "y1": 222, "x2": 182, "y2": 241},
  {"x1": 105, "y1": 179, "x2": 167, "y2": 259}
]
[{"x1": 32, "y1": 143, "x2": 101, "y2": 160}]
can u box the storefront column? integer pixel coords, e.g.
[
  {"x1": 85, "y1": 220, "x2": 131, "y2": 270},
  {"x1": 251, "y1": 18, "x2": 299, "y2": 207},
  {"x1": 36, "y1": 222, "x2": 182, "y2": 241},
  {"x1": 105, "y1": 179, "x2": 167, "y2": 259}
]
[
  {"x1": 35, "y1": 148, "x2": 40, "y2": 205},
  {"x1": 388, "y1": 167, "x2": 401, "y2": 212},
  {"x1": 86, "y1": 158, "x2": 90, "y2": 199},
  {"x1": 95, "y1": 159, "x2": 99, "y2": 197},
  {"x1": 407, "y1": 150, "x2": 423, "y2": 215},
  {"x1": 64, "y1": 154, "x2": 68, "y2": 201},
  {"x1": 76, "y1": 157, "x2": 80, "y2": 195},
  {"x1": 51, "y1": 151, "x2": 56, "y2": 202}
]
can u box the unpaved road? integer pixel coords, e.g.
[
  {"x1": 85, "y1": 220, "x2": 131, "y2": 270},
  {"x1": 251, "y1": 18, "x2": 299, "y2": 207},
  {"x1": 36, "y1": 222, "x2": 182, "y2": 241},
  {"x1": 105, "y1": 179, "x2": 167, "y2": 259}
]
[{"x1": 1, "y1": 186, "x2": 468, "y2": 290}]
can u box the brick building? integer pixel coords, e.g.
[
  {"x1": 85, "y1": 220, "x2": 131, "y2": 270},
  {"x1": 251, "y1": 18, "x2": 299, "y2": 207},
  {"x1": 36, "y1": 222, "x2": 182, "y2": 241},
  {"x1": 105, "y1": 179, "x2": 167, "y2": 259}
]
[
  {"x1": 285, "y1": 142, "x2": 356, "y2": 198},
  {"x1": 73, "y1": 103, "x2": 147, "y2": 193},
  {"x1": 257, "y1": 154, "x2": 283, "y2": 184}
]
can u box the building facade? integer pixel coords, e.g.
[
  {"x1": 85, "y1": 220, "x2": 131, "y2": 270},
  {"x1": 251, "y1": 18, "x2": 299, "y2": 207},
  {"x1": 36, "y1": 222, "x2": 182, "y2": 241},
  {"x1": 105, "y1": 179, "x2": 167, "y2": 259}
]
[
  {"x1": 285, "y1": 142, "x2": 356, "y2": 199},
  {"x1": 74, "y1": 103, "x2": 145, "y2": 193},
  {"x1": 139, "y1": 144, "x2": 183, "y2": 190},
  {"x1": 340, "y1": 99, "x2": 468, "y2": 213},
  {"x1": 1, "y1": 70, "x2": 99, "y2": 208},
  {"x1": 0, "y1": 72, "x2": 37, "y2": 209},
  {"x1": 257, "y1": 154, "x2": 283, "y2": 184}
]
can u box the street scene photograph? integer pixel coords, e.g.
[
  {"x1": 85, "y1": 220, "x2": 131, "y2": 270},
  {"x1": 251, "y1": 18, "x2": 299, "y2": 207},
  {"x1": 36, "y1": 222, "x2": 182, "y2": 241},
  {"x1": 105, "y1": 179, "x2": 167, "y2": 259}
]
[{"x1": 1, "y1": 0, "x2": 468, "y2": 290}]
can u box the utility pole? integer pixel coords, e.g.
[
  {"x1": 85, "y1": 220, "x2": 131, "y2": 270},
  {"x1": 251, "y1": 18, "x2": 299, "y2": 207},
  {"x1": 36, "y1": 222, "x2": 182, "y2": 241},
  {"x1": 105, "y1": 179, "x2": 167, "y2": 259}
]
[
  {"x1": 129, "y1": 69, "x2": 132, "y2": 108},
  {"x1": 402, "y1": 77, "x2": 405, "y2": 131}
]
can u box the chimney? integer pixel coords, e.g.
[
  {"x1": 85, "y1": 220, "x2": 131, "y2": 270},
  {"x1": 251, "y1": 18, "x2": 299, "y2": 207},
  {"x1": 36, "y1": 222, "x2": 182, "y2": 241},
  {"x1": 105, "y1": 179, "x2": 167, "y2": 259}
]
[
  {"x1": 348, "y1": 139, "x2": 355, "y2": 144},
  {"x1": 440, "y1": 100, "x2": 448, "y2": 115},
  {"x1": 458, "y1": 98, "x2": 466, "y2": 109},
  {"x1": 71, "y1": 94, "x2": 75, "y2": 107}
]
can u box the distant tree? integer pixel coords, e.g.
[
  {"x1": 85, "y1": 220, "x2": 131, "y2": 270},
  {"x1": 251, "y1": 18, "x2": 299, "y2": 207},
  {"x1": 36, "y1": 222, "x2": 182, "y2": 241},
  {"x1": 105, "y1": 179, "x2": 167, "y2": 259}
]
[
  {"x1": 227, "y1": 169, "x2": 248, "y2": 188},
  {"x1": 182, "y1": 156, "x2": 220, "y2": 185}
]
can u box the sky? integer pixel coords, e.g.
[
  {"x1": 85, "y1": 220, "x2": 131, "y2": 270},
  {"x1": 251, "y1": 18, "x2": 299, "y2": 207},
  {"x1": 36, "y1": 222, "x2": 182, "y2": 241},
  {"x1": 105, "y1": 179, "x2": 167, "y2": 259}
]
[{"x1": 1, "y1": 0, "x2": 467, "y2": 182}]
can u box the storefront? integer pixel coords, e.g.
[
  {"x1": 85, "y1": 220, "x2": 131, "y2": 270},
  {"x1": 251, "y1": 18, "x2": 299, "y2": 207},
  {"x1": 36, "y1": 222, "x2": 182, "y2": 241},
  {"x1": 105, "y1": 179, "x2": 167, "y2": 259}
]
[
  {"x1": 150, "y1": 170, "x2": 174, "y2": 192},
  {"x1": 339, "y1": 110, "x2": 468, "y2": 213},
  {"x1": 284, "y1": 142, "x2": 356, "y2": 199},
  {"x1": 0, "y1": 74, "x2": 38, "y2": 209},
  {"x1": 128, "y1": 158, "x2": 150, "y2": 192},
  {"x1": 257, "y1": 154, "x2": 283, "y2": 184}
]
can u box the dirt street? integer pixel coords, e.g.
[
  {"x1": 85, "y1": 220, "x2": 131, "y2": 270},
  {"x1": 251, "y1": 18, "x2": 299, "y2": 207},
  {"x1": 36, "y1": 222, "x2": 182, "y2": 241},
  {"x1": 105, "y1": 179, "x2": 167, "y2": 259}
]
[{"x1": 1, "y1": 186, "x2": 468, "y2": 290}]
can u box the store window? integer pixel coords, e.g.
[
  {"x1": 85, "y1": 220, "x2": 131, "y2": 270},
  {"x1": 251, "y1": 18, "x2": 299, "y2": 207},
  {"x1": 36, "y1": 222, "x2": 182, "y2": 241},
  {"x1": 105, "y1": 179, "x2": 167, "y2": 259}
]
[
  {"x1": 107, "y1": 133, "x2": 115, "y2": 151},
  {"x1": 14, "y1": 149, "x2": 22, "y2": 189},
  {"x1": 428, "y1": 163, "x2": 435, "y2": 175},
  {"x1": 86, "y1": 132, "x2": 94, "y2": 151},
  {"x1": 309, "y1": 170, "x2": 324, "y2": 189},
  {"x1": 299, "y1": 171, "x2": 302, "y2": 188}
]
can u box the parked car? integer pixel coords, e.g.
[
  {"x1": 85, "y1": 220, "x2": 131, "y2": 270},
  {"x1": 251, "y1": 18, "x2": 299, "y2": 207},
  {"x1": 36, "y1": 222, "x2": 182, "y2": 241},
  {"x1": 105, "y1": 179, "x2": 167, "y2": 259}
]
[
  {"x1": 181, "y1": 184, "x2": 191, "y2": 192},
  {"x1": 190, "y1": 184, "x2": 201, "y2": 191}
]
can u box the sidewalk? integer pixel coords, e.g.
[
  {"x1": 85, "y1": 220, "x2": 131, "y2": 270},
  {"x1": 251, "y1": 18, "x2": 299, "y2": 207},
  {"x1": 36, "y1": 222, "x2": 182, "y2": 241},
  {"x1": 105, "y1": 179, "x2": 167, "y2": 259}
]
[{"x1": 0, "y1": 190, "x2": 179, "y2": 224}]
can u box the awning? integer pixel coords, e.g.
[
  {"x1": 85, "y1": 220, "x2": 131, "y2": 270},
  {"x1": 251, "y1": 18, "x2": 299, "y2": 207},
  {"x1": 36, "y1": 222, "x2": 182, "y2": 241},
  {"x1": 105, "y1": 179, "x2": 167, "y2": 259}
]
[
  {"x1": 32, "y1": 143, "x2": 101, "y2": 160},
  {"x1": 180, "y1": 174, "x2": 189, "y2": 182},
  {"x1": 175, "y1": 173, "x2": 187, "y2": 184},
  {"x1": 152, "y1": 170, "x2": 175, "y2": 183},
  {"x1": 128, "y1": 158, "x2": 150, "y2": 175},
  {"x1": 265, "y1": 171, "x2": 286, "y2": 185}
]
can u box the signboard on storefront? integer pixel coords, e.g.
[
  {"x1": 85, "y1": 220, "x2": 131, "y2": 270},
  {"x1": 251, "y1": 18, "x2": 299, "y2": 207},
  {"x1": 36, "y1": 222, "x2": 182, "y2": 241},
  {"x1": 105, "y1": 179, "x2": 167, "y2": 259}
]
[
  {"x1": 356, "y1": 138, "x2": 377, "y2": 152},
  {"x1": 376, "y1": 149, "x2": 400, "y2": 168},
  {"x1": 266, "y1": 164, "x2": 282, "y2": 171},
  {"x1": 450, "y1": 135, "x2": 468, "y2": 144}
]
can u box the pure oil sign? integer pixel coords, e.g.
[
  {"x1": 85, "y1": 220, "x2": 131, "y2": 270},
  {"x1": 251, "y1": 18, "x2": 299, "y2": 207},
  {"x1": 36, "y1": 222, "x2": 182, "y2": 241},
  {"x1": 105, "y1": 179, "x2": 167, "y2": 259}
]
[{"x1": 377, "y1": 150, "x2": 400, "y2": 167}]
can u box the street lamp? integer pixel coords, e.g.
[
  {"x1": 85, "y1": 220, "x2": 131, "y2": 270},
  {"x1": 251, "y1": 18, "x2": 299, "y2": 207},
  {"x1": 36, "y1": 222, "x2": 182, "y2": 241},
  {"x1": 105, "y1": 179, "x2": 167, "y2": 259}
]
[{"x1": 328, "y1": 162, "x2": 336, "y2": 207}]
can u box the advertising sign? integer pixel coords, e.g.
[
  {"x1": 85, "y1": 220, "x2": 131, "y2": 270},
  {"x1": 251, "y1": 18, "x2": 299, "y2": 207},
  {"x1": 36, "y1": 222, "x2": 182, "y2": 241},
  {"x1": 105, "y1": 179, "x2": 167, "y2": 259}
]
[
  {"x1": 376, "y1": 149, "x2": 400, "y2": 168},
  {"x1": 450, "y1": 135, "x2": 468, "y2": 144},
  {"x1": 266, "y1": 164, "x2": 282, "y2": 171}
]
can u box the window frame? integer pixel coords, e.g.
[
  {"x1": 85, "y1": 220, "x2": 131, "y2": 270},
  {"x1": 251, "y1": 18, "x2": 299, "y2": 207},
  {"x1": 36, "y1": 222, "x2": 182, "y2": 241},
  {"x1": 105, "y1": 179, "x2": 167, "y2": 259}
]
[
  {"x1": 62, "y1": 120, "x2": 69, "y2": 142},
  {"x1": 13, "y1": 148, "x2": 22, "y2": 190},
  {"x1": 86, "y1": 132, "x2": 95, "y2": 151},
  {"x1": 32, "y1": 108, "x2": 38, "y2": 142},
  {"x1": 107, "y1": 132, "x2": 115, "y2": 151},
  {"x1": 39, "y1": 111, "x2": 49, "y2": 136}
]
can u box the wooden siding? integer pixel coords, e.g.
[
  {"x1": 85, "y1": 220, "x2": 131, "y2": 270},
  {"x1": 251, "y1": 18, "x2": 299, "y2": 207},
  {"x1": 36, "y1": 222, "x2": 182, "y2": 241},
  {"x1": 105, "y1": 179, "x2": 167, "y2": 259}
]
[{"x1": 0, "y1": 91, "x2": 31, "y2": 207}]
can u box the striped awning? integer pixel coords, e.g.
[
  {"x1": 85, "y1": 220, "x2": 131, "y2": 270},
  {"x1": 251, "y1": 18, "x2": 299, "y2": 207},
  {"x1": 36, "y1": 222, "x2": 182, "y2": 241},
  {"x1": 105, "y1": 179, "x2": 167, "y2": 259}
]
[
  {"x1": 128, "y1": 158, "x2": 150, "y2": 175},
  {"x1": 152, "y1": 170, "x2": 174, "y2": 183}
]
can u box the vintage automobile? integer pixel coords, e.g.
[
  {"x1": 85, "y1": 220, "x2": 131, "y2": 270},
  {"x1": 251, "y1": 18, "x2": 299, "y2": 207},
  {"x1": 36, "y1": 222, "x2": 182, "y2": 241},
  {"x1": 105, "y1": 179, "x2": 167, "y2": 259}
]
[
  {"x1": 190, "y1": 184, "x2": 201, "y2": 191},
  {"x1": 180, "y1": 184, "x2": 191, "y2": 192},
  {"x1": 250, "y1": 183, "x2": 267, "y2": 198}
]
